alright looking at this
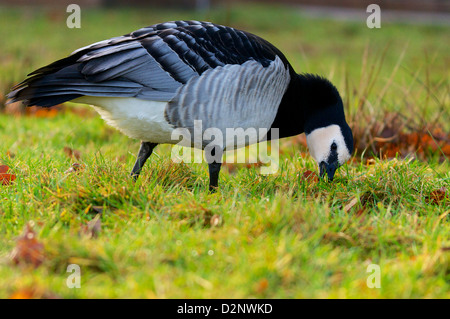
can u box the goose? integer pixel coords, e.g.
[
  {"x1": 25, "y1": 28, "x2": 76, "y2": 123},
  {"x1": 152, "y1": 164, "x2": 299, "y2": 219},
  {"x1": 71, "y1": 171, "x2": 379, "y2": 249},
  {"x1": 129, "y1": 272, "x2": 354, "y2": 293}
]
[{"x1": 7, "y1": 20, "x2": 354, "y2": 191}]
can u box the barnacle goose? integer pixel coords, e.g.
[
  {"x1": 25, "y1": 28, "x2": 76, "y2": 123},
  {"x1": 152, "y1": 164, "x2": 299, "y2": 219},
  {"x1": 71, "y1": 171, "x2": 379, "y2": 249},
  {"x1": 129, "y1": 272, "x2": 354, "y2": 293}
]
[{"x1": 7, "y1": 20, "x2": 353, "y2": 190}]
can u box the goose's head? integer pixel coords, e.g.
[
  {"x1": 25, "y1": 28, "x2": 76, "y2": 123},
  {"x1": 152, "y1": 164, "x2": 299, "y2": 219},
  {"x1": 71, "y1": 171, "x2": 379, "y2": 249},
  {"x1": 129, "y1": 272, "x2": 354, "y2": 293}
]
[
  {"x1": 300, "y1": 74, "x2": 354, "y2": 181},
  {"x1": 306, "y1": 123, "x2": 353, "y2": 181}
]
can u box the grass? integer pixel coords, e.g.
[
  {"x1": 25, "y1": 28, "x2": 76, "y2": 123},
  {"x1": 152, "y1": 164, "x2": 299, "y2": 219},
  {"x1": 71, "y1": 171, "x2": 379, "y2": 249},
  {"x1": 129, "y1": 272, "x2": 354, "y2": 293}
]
[{"x1": 0, "y1": 3, "x2": 449, "y2": 298}]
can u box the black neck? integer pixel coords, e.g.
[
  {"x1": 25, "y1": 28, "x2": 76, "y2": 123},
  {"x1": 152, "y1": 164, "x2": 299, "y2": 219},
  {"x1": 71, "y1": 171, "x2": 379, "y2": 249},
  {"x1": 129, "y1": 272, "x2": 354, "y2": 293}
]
[
  {"x1": 268, "y1": 73, "x2": 344, "y2": 140},
  {"x1": 268, "y1": 74, "x2": 305, "y2": 140}
]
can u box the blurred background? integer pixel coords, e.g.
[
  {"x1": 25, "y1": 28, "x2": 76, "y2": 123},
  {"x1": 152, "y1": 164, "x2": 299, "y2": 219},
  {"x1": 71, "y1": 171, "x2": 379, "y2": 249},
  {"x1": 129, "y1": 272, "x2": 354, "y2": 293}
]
[
  {"x1": 0, "y1": 0, "x2": 449, "y2": 162},
  {"x1": 2, "y1": 0, "x2": 450, "y2": 12}
]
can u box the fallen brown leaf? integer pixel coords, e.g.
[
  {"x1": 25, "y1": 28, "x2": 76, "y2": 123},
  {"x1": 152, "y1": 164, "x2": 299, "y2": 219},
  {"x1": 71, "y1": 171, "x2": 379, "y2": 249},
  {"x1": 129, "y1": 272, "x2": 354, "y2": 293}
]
[
  {"x1": 64, "y1": 162, "x2": 84, "y2": 174},
  {"x1": 10, "y1": 222, "x2": 45, "y2": 268},
  {"x1": 4, "y1": 101, "x2": 25, "y2": 115},
  {"x1": 355, "y1": 208, "x2": 365, "y2": 217},
  {"x1": 91, "y1": 206, "x2": 103, "y2": 214},
  {"x1": 441, "y1": 144, "x2": 450, "y2": 156},
  {"x1": 223, "y1": 162, "x2": 238, "y2": 173},
  {"x1": 63, "y1": 146, "x2": 81, "y2": 160},
  {"x1": 80, "y1": 214, "x2": 102, "y2": 239},
  {"x1": 0, "y1": 173, "x2": 16, "y2": 185},
  {"x1": 351, "y1": 111, "x2": 450, "y2": 162},
  {"x1": 6, "y1": 150, "x2": 15, "y2": 158},
  {"x1": 255, "y1": 278, "x2": 269, "y2": 294},
  {"x1": 343, "y1": 197, "x2": 358, "y2": 212},
  {"x1": 245, "y1": 161, "x2": 263, "y2": 169},
  {"x1": 209, "y1": 214, "x2": 222, "y2": 227},
  {"x1": 9, "y1": 287, "x2": 60, "y2": 299},
  {"x1": 290, "y1": 134, "x2": 308, "y2": 147},
  {"x1": 9, "y1": 289, "x2": 35, "y2": 299},
  {"x1": 323, "y1": 232, "x2": 356, "y2": 246},
  {"x1": 26, "y1": 105, "x2": 63, "y2": 118},
  {"x1": 0, "y1": 164, "x2": 9, "y2": 173},
  {"x1": 301, "y1": 170, "x2": 319, "y2": 182},
  {"x1": 0, "y1": 165, "x2": 16, "y2": 185},
  {"x1": 425, "y1": 187, "x2": 447, "y2": 205}
]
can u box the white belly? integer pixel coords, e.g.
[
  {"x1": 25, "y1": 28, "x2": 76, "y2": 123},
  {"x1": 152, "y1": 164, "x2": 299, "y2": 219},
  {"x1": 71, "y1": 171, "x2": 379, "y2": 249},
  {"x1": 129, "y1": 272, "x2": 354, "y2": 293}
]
[{"x1": 74, "y1": 96, "x2": 175, "y2": 143}]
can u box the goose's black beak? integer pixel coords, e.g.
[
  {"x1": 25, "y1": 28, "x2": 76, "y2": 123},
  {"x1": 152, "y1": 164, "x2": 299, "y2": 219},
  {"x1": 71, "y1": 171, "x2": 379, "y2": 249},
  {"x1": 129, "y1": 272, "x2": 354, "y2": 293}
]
[{"x1": 319, "y1": 161, "x2": 338, "y2": 182}]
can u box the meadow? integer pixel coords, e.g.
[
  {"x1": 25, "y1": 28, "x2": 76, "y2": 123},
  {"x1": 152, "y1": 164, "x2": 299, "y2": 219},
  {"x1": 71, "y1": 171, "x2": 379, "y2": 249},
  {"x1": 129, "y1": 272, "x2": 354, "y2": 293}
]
[{"x1": 0, "y1": 4, "x2": 448, "y2": 298}]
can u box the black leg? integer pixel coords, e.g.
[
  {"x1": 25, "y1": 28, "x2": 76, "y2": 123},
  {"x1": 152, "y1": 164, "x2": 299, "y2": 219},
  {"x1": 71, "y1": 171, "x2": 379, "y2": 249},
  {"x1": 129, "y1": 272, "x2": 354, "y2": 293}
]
[
  {"x1": 208, "y1": 162, "x2": 222, "y2": 192},
  {"x1": 205, "y1": 145, "x2": 223, "y2": 192},
  {"x1": 131, "y1": 141, "x2": 157, "y2": 180}
]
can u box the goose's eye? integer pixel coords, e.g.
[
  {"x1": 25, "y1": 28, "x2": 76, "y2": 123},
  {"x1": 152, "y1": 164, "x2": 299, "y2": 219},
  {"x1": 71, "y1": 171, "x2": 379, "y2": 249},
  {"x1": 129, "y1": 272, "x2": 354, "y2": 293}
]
[{"x1": 331, "y1": 142, "x2": 337, "y2": 151}]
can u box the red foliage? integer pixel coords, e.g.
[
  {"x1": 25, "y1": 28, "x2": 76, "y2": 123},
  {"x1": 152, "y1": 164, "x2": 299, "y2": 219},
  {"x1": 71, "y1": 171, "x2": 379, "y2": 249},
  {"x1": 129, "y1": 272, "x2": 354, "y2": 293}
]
[{"x1": 0, "y1": 164, "x2": 16, "y2": 185}]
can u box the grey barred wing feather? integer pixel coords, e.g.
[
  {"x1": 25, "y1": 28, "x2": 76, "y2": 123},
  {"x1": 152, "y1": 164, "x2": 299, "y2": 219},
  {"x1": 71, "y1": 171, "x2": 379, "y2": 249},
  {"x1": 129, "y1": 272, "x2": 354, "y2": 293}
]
[
  {"x1": 7, "y1": 38, "x2": 183, "y2": 106},
  {"x1": 165, "y1": 57, "x2": 291, "y2": 150},
  {"x1": 7, "y1": 20, "x2": 294, "y2": 109}
]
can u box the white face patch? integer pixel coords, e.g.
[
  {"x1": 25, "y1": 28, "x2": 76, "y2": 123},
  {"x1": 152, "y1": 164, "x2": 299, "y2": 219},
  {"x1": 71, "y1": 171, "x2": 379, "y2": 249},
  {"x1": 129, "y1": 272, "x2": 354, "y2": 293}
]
[{"x1": 305, "y1": 124, "x2": 351, "y2": 166}]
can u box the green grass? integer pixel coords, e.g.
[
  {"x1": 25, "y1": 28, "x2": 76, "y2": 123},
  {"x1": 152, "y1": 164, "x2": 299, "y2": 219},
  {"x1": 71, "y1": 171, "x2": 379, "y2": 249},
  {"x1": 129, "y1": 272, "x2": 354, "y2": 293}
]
[{"x1": 0, "y1": 4, "x2": 449, "y2": 298}]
